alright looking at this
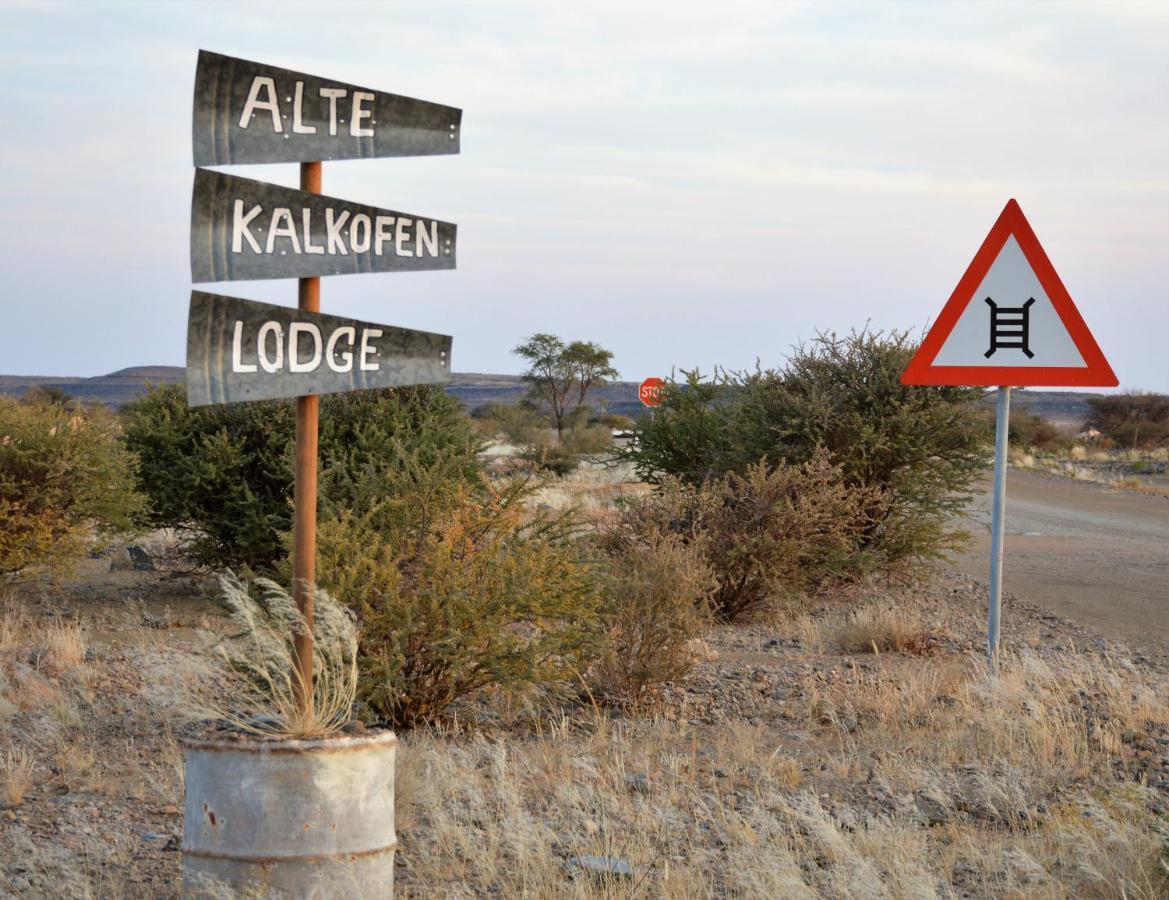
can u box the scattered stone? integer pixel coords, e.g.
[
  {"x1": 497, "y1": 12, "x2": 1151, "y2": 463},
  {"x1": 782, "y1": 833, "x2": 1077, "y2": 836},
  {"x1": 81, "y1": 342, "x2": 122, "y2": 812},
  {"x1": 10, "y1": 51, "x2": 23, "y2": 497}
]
[
  {"x1": 914, "y1": 789, "x2": 953, "y2": 826},
  {"x1": 110, "y1": 545, "x2": 154, "y2": 572},
  {"x1": 626, "y1": 773, "x2": 651, "y2": 795},
  {"x1": 568, "y1": 855, "x2": 634, "y2": 879}
]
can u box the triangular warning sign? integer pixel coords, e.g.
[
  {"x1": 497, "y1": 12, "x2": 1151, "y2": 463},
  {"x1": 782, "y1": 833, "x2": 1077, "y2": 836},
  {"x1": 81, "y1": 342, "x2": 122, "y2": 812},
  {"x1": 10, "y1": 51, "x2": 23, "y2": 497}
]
[{"x1": 901, "y1": 200, "x2": 1117, "y2": 387}]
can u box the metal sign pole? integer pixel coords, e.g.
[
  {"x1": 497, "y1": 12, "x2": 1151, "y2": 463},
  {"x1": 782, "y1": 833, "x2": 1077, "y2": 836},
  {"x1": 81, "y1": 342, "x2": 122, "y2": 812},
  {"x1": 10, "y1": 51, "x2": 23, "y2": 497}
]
[
  {"x1": 292, "y1": 160, "x2": 322, "y2": 719},
  {"x1": 987, "y1": 385, "x2": 1011, "y2": 672}
]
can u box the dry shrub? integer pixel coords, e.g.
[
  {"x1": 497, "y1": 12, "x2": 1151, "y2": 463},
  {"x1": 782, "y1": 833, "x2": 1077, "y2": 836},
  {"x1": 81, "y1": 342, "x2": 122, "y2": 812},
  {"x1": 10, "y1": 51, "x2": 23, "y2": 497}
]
[
  {"x1": 0, "y1": 396, "x2": 142, "y2": 574},
  {"x1": 615, "y1": 451, "x2": 875, "y2": 621},
  {"x1": 316, "y1": 479, "x2": 605, "y2": 728},
  {"x1": 562, "y1": 424, "x2": 613, "y2": 455},
  {"x1": 38, "y1": 619, "x2": 87, "y2": 674},
  {"x1": 829, "y1": 603, "x2": 937, "y2": 656},
  {"x1": 1, "y1": 747, "x2": 34, "y2": 807},
  {"x1": 198, "y1": 575, "x2": 358, "y2": 738},
  {"x1": 589, "y1": 531, "x2": 715, "y2": 704}
]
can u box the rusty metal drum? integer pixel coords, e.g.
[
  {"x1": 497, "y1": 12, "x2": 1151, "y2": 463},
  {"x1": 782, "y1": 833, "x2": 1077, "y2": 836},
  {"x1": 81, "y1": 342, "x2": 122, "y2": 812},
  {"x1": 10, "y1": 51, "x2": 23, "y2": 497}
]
[{"x1": 181, "y1": 731, "x2": 398, "y2": 898}]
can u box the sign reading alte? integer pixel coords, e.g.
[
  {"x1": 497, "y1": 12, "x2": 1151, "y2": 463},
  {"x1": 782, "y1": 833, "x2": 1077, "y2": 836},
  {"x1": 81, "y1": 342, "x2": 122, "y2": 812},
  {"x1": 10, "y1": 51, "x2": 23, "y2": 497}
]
[
  {"x1": 190, "y1": 169, "x2": 456, "y2": 282},
  {"x1": 193, "y1": 50, "x2": 461, "y2": 165},
  {"x1": 186, "y1": 291, "x2": 452, "y2": 407}
]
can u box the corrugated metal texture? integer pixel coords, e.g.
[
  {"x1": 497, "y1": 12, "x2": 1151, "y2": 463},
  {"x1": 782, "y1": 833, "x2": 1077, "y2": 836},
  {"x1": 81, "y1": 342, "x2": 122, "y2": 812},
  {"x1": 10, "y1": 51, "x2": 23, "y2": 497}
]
[
  {"x1": 193, "y1": 50, "x2": 460, "y2": 166},
  {"x1": 191, "y1": 169, "x2": 457, "y2": 282},
  {"x1": 185, "y1": 291, "x2": 452, "y2": 406}
]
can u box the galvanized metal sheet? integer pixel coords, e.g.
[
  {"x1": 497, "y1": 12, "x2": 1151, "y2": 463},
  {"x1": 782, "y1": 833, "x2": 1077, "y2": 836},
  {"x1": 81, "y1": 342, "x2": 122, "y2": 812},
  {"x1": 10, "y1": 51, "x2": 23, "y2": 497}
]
[
  {"x1": 193, "y1": 50, "x2": 460, "y2": 166},
  {"x1": 190, "y1": 169, "x2": 456, "y2": 282},
  {"x1": 186, "y1": 291, "x2": 451, "y2": 407}
]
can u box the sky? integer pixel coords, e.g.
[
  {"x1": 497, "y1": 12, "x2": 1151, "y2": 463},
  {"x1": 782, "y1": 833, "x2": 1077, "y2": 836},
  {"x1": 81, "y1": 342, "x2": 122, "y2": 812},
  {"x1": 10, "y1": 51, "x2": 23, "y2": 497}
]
[{"x1": 1, "y1": 0, "x2": 1166, "y2": 391}]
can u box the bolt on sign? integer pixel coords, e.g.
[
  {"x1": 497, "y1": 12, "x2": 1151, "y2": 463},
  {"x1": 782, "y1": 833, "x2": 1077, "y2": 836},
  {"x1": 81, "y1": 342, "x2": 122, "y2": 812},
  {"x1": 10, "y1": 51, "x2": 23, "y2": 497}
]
[
  {"x1": 901, "y1": 199, "x2": 1116, "y2": 672},
  {"x1": 186, "y1": 291, "x2": 452, "y2": 407},
  {"x1": 190, "y1": 169, "x2": 456, "y2": 282},
  {"x1": 193, "y1": 50, "x2": 461, "y2": 166}
]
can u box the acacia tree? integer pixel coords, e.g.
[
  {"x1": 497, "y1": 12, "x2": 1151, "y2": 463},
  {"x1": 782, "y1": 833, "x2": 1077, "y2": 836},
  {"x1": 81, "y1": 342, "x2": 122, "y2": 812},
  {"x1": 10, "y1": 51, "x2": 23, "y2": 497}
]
[{"x1": 513, "y1": 334, "x2": 618, "y2": 438}]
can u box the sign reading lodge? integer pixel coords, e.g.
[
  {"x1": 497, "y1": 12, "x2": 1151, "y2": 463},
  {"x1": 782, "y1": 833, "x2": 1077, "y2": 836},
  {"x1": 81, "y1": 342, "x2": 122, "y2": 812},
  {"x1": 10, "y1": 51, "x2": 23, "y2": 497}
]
[{"x1": 186, "y1": 292, "x2": 452, "y2": 407}]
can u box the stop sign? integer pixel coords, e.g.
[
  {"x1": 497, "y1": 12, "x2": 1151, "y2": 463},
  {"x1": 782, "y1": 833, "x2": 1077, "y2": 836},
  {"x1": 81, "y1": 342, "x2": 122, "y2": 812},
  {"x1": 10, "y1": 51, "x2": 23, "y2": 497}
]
[{"x1": 639, "y1": 377, "x2": 666, "y2": 408}]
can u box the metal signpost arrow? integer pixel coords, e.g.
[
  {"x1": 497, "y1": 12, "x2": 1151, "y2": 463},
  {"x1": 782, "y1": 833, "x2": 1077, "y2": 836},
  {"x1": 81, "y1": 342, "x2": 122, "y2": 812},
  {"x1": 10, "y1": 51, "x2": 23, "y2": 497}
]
[
  {"x1": 186, "y1": 291, "x2": 451, "y2": 407},
  {"x1": 190, "y1": 168, "x2": 456, "y2": 282},
  {"x1": 901, "y1": 199, "x2": 1117, "y2": 671},
  {"x1": 193, "y1": 50, "x2": 461, "y2": 166},
  {"x1": 188, "y1": 49, "x2": 461, "y2": 725}
]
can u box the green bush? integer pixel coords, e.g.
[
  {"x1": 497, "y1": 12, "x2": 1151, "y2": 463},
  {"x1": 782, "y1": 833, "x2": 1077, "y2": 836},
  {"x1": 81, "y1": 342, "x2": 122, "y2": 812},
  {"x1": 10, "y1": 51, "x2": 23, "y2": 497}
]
[
  {"x1": 562, "y1": 423, "x2": 613, "y2": 455},
  {"x1": 0, "y1": 396, "x2": 142, "y2": 574},
  {"x1": 624, "y1": 330, "x2": 986, "y2": 566},
  {"x1": 614, "y1": 452, "x2": 875, "y2": 621},
  {"x1": 1086, "y1": 392, "x2": 1169, "y2": 449},
  {"x1": 1007, "y1": 407, "x2": 1072, "y2": 453},
  {"x1": 589, "y1": 529, "x2": 714, "y2": 704},
  {"x1": 518, "y1": 442, "x2": 580, "y2": 477},
  {"x1": 121, "y1": 385, "x2": 483, "y2": 571},
  {"x1": 470, "y1": 401, "x2": 546, "y2": 445},
  {"x1": 314, "y1": 476, "x2": 604, "y2": 728},
  {"x1": 593, "y1": 413, "x2": 636, "y2": 431}
]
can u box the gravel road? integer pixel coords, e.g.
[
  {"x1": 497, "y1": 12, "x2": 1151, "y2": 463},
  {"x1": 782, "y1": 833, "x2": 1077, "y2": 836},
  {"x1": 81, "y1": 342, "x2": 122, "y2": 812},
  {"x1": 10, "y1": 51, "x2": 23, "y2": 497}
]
[{"x1": 956, "y1": 468, "x2": 1169, "y2": 655}]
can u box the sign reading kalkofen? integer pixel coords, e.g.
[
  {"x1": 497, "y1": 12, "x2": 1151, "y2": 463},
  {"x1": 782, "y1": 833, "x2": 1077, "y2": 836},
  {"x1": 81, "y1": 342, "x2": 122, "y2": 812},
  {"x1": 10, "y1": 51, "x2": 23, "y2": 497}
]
[
  {"x1": 190, "y1": 169, "x2": 456, "y2": 282},
  {"x1": 193, "y1": 50, "x2": 461, "y2": 166}
]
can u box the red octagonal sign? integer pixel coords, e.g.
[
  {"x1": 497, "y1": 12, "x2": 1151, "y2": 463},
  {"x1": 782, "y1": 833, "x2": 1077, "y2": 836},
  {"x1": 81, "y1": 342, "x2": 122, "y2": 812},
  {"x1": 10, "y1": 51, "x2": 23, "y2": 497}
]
[{"x1": 639, "y1": 377, "x2": 667, "y2": 408}]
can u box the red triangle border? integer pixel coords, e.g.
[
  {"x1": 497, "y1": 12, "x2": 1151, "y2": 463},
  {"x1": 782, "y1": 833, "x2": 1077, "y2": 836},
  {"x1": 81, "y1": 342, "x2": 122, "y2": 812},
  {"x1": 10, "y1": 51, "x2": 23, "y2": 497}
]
[{"x1": 901, "y1": 200, "x2": 1118, "y2": 387}]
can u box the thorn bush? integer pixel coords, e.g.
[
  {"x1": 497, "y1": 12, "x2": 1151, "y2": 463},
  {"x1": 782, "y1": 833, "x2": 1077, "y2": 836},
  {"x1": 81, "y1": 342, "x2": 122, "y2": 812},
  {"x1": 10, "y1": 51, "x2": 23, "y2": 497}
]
[
  {"x1": 314, "y1": 475, "x2": 604, "y2": 728},
  {"x1": 0, "y1": 396, "x2": 142, "y2": 574}
]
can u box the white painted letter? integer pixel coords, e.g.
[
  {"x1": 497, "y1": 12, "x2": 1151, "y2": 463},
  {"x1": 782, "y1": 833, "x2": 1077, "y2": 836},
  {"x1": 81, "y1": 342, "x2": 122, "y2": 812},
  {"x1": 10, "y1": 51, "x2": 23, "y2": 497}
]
[
  {"x1": 231, "y1": 321, "x2": 257, "y2": 373},
  {"x1": 360, "y1": 328, "x2": 383, "y2": 372},
  {"x1": 289, "y1": 323, "x2": 323, "y2": 373},
  {"x1": 374, "y1": 216, "x2": 395, "y2": 256},
  {"x1": 416, "y1": 219, "x2": 438, "y2": 258},
  {"x1": 326, "y1": 326, "x2": 356, "y2": 373},
  {"x1": 350, "y1": 91, "x2": 375, "y2": 137},
  {"x1": 238, "y1": 77, "x2": 282, "y2": 132},
  {"x1": 266, "y1": 208, "x2": 302, "y2": 254},
  {"x1": 292, "y1": 81, "x2": 316, "y2": 134},
  {"x1": 232, "y1": 200, "x2": 263, "y2": 253},
  {"x1": 257, "y1": 322, "x2": 284, "y2": 373},
  {"x1": 302, "y1": 209, "x2": 324, "y2": 254},
  {"x1": 319, "y1": 87, "x2": 347, "y2": 136},
  {"x1": 350, "y1": 214, "x2": 371, "y2": 253},
  {"x1": 325, "y1": 209, "x2": 350, "y2": 255},
  {"x1": 395, "y1": 217, "x2": 414, "y2": 257}
]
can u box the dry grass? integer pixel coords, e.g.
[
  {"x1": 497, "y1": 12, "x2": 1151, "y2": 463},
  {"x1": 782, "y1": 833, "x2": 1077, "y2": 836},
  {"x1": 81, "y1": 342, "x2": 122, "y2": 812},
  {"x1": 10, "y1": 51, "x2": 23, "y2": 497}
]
[
  {"x1": 38, "y1": 619, "x2": 86, "y2": 674},
  {"x1": 1, "y1": 746, "x2": 35, "y2": 807},
  {"x1": 3, "y1": 564, "x2": 1168, "y2": 897},
  {"x1": 196, "y1": 575, "x2": 358, "y2": 738},
  {"x1": 388, "y1": 631, "x2": 1169, "y2": 899},
  {"x1": 395, "y1": 677, "x2": 1169, "y2": 898},
  {"x1": 821, "y1": 602, "x2": 939, "y2": 655}
]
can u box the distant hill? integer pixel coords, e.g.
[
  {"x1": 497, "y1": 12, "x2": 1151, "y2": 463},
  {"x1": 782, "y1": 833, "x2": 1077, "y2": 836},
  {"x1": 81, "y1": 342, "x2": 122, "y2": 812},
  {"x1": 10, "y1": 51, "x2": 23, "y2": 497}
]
[
  {"x1": 0, "y1": 367, "x2": 1106, "y2": 428},
  {"x1": 980, "y1": 390, "x2": 1103, "y2": 431},
  {"x1": 0, "y1": 367, "x2": 649, "y2": 418}
]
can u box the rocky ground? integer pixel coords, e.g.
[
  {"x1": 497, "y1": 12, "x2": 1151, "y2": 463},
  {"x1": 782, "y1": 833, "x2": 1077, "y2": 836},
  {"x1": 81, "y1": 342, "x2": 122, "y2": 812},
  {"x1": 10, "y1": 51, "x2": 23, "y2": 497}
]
[{"x1": 2, "y1": 550, "x2": 1167, "y2": 898}]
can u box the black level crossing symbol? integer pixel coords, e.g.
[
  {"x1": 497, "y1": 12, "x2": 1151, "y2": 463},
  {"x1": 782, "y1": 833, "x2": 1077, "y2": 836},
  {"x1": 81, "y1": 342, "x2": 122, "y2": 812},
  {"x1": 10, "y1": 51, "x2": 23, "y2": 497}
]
[{"x1": 984, "y1": 297, "x2": 1035, "y2": 358}]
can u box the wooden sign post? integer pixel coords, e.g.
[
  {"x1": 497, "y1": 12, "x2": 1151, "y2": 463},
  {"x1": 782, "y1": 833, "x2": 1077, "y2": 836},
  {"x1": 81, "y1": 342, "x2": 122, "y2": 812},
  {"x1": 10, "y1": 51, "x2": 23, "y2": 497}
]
[
  {"x1": 189, "y1": 50, "x2": 461, "y2": 721},
  {"x1": 293, "y1": 160, "x2": 321, "y2": 716}
]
